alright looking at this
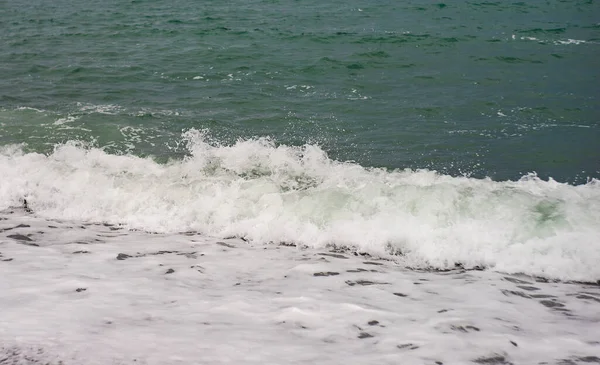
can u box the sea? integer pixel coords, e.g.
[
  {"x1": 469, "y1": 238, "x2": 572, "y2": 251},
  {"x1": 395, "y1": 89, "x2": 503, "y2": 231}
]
[{"x1": 1, "y1": 1, "x2": 599, "y2": 364}]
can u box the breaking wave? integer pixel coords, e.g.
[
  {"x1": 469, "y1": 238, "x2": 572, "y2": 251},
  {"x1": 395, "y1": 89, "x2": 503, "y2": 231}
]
[{"x1": 1, "y1": 130, "x2": 599, "y2": 281}]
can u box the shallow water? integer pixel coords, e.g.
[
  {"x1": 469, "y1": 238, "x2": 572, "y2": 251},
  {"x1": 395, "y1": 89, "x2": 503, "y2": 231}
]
[{"x1": 1, "y1": 210, "x2": 599, "y2": 364}]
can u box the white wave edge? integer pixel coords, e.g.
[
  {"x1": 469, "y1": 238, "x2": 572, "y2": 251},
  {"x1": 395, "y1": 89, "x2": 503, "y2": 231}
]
[{"x1": 1, "y1": 130, "x2": 599, "y2": 281}]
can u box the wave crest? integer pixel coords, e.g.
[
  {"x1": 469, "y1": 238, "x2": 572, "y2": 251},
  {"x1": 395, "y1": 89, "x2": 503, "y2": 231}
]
[{"x1": 1, "y1": 130, "x2": 599, "y2": 281}]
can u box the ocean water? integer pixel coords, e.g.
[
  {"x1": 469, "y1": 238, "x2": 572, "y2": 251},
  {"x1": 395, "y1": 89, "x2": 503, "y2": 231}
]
[
  {"x1": 1, "y1": 1, "x2": 600, "y2": 363},
  {"x1": 1, "y1": 0, "x2": 599, "y2": 181}
]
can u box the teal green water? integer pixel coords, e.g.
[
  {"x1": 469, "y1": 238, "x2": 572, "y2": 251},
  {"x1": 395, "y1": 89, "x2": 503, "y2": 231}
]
[{"x1": 1, "y1": 0, "x2": 599, "y2": 183}]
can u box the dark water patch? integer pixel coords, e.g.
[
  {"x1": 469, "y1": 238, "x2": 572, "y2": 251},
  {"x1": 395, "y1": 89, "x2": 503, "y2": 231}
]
[
  {"x1": 531, "y1": 294, "x2": 557, "y2": 299},
  {"x1": 470, "y1": 1, "x2": 502, "y2": 6},
  {"x1": 557, "y1": 356, "x2": 600, "y2": 364},
  {"x1": 7, "y1": 234, "x2": 37, "y2": 245},
  {"x1": 473, "y1": 354, "x2": 512, "y2": 364},
  {"x1": 451, "y1": 325, "x2": 481, "y2": 333},
  {"x1": 503, "y1": 277, "x2": 533, "y2": 284},
  {"x1": 346, "y1": 280, "x2": 389, "y2": 286},
  {"x1": 116, "y1": 250, "x2": 197, "y2": 260},
  {"x1": 438, "y1": 309, "x2": 451, "y2": 313},
  {"x1": 313, "y1": 272, "x2": 340, "y2": 277},
  {"x1": 357, "y1": 332, "x2": 374, "y2": 339},
  {"x1": 578, "y1": 291, "x2": 600, "y2": 297},
  {"x1": 441, "y1": 37, "x2": 460, "y2": 43},
  {"x1": 570, "y1": 280, "x2": 600, "y2": 287},
  {"x1": 393, "y1": 293, "x2": 408, "y2": 297},
  {"x1": 75, "y1": 288, "x2": 87, "y2": 292},
  {"x1": 177, "y1": 252, "x2": 198, "y2": 259},
  {"x1": 510, "y1": 341, "x2": 518, "y2": 347},
  {"x1": 0, "y1": 224, "x2": 31, "y2": 233},
  {"x1": 72, "y1": 250, "x2": 90, "y2": 254},
  {"x1": 367, "y1": 320, "x2": 379, "y2": 326},
  {"x1": 319, "y1": 57, "x2": 342, "y2": 65},
  {"x1": 575, "y1": 294, "x2": 600, "y2": 304},
  {"x1": 517, "y1": 285, "x2": 540, "y2": 291},
  {"x1": 357, "y1": 51, "x2": 390, "y2": 58},
  {"x1": 278, "y1": 242, "x2": 297, "y2": 247},
  {"x1": 501, "y1": 290, "x2": 531, "y2": 298},
  {"x1": 397, "y1": 343, "x2": 419, "y2": 350},
  {"x1": 0, "y1": 346, "x2": 64, "y2": 365},
  {"x1": 517, "y1": 27, "x2": 566, "y2": 34},
  {"x1": 495, "y1": 56, "x2": 544, "y2": 64},
  {"x1": 363, "y1": 261, "x2": 383, "y2": 266},
  {"x1": 318, "y1": 253, "x2": 348, "y2": 259},
  {"x1": 216, "y1": 241, "x2": 235, "y2": 248},
  {"x1": 539, "y1": 300, "x2": 565, "y2": 308},
  {"x1": 352, "y1": 33, "x2": 430, "y2": 45},
  {"x1": 179, "y1": 231, "x2": 197, "y2": 236},
  {"x1": 116, "y1": 253, "x2": 131, "y2": 260},
  {"x1": 165, "y1": 268, "x2": 175, "y2": 274},
  {"x1": 346, "y1": 63, "x2": 364, "y2": 70},
  {"x1": 74, "y1": 238, "x2": 104, "y2": 245},
  {"x1": 452, "y1": 262, "x2": 485, "y2": 271},
  {"x1": 191, "y1": 265, "x2": 204, "y2": 273},
  {"x1": 574, "y1": 357, "x2": 600, "y2": 363},
  {"x1": 347, "y1": 268, "x2": 368, "y2": 273}
]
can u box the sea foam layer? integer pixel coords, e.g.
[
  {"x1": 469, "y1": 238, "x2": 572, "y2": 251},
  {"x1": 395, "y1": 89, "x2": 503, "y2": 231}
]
[
  {"x1": 2, "y1": 213, "x2": 599, "y2": 365},
  {"x1": 1, "y1": 130, "x2": 599, "y2": 281}
]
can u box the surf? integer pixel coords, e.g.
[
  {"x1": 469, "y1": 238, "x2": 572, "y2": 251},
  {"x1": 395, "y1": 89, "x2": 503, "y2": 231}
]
[{"x1": 1, "y1": 129, "x2": 599, "y2": 281}]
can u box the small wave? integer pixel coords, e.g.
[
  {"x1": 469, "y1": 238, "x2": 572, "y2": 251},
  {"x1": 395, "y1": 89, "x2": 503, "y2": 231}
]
[
  {"x1": 554, "y1": 39, "x2": 587, "y2": 45},
  {"x1": 53, "y1": 116, "x2": 79, "y2": 126},
  {"x1": 517, "y1": 36, "x2": 589, "y2": 45}
]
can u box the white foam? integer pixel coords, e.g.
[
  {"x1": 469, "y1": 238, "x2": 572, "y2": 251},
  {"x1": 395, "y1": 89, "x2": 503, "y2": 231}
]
[
  {"x1": 53, "y1": 115, "x2": 79, "y2": 125},
  {"x1": 555, "y1": 39, "x2": 587, "y2": 45},
  {"x1": 1, "y1": 130, "x2": 599, "y2": 281},
  {"x1": 518, "y1": 36, "x2": 589, "y2": 45},
  {"x1": 15, "y1": 106, "x2": 47, "y2": 113},
  {"x1": 76, "y1": 102, "x2": 125, "y2": 115},
  {"x1": 1, "y1": 213, "x2": 599, "y2": 364}
]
